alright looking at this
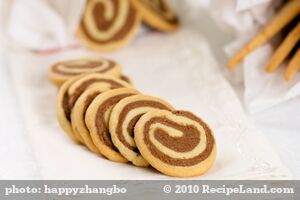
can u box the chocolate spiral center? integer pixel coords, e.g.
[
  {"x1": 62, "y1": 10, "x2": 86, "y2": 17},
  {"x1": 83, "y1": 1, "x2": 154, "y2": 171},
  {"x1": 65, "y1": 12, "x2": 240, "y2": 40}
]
[
  {"x1": 153, "y1": 123, "x2": 200, "y2": 152},
  {"x1": 81, "y1": 0, "x2": 137, "y2": 43},
  {"x1": 116, "y1": 100, "x2": 172, "y2": 151},
  {"x1": 143, "y1": 111, "x2": 214, "y2": 166}
]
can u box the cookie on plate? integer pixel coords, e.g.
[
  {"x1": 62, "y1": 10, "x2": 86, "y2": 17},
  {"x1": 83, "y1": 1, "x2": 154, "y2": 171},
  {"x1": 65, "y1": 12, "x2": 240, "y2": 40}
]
[
  {"x1": 71, "y1": 86, "x2": 110, "y2": 154},
  {"x1": 130, "y1": 0, "x2": 179, "y2": 32},
  {"x1": 57, "y1": 74, "x2": 132, "y2": 143},
  {"x1": 48, "y1": 58, "x2": 122, "y2": 87},
  {"x1": 77, "y1": 0, "x2": 141, "y2": 51},
  {"x1": 85, "y1": 88, "x2": 139, "y2": 162},
  {"x1": 109, "y1": 94, "x2": 174, "y2": 167},
  {"x1": 134, "y1": 110, "x2": 216, "y2": 177}
]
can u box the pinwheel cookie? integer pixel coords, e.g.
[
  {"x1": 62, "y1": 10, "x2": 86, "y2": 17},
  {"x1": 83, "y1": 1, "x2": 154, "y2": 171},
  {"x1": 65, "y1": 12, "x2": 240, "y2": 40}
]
[
  {"x1": 130, "y1": 0, "x2": 179, "y2": 32},
  {"x1": 109, "y1": 94, "x2": 174, "y2": 167},
  {"x1": 71, "y1": 87, "x2": 110, "y2": 154},
  {"x1": 85, "y1": 88, "x2": 139, "y2": 162},
  {"x1": 57, "y1": 74, "x2": 132, "y2": 143},
  {"x1": 48, "y1": 58, "x2": 122, "y2": 87},
  {"x1": 77, "y1": 0, "x2": 141, "y2": 51},
  {"x1": 134, "y1": 110, "x2": 216, "y2": 177}
]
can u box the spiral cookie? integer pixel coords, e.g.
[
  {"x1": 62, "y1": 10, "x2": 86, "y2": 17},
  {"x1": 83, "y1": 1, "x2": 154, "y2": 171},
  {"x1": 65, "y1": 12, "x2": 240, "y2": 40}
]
[
  {"x1": 48, "y1": 58, "x2": 122, "y2": 87},
  {"x1": 130, "y1": 0, "x2": 179, "y2": 32},
  {"x1": 77, "y1": 0, "x2": 141, "y2": 51},
  {"x1": 134, "y1": 110, "x2": 216, "y2": 177},
  {"x1": 85, "y1": 88, "x2": 139, "y2": 162},
  {"x1": 71, "y1": 87, "x2": 110, "y2": 154},
  {"x1": 57, "y1": 74, "x2": 132, "y2": 143},
  {"x1": 109, "y1": 94, "x2": 174, "y2": 167}
]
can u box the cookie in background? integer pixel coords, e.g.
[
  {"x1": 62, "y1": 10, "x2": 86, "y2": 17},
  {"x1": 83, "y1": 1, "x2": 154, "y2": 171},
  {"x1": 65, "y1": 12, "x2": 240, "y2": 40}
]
[{"x1": 77, "y1": 0, "x2": 179, "y2": 51}]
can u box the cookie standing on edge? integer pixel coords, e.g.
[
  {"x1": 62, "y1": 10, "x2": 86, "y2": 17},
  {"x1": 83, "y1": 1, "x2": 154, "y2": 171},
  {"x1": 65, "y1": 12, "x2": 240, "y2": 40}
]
[
  {"x1": 109, "y1": 94, "x2": 174, "y2": 167},
  {"x1": 57, "y1": 74, "x2": 132, "y2": 143},
  {"x1": 85, "y1": 88, "x2": 139, "y2": 163},
  {"x1": 77, "y1": 0, "x2": 142, "y2": 51},
  {"x1": 48, "y1": 58, "x2": 122, "y2": 87},
  {"x1": 71, "y1": 87, "x2": 111, "y2": 154},
  {"x1": 130, "y1": 0, "x2": 179, "y2": 32},
  {"x1": 134, "y1": 110, "x2": 216, "y2": 177}
]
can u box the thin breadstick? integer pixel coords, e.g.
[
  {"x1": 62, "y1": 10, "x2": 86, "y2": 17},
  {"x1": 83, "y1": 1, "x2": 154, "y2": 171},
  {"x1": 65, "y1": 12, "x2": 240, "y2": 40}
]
[
  {"x1": 227, "y1": 0, "x2": 300, "y2": 69},
  {"x1": 265, "y1": 22, "x2": 300, "y2": 72},
  {"x1": 285, "y1": 48, "x2": 300, "y2": 80}
]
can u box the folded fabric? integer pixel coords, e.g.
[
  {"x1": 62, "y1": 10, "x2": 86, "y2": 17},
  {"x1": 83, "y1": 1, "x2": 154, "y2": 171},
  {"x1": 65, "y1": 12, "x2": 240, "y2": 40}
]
[
  {"x1": 6, "y1": 0, "x2": 85, "y2": 50},
  {"x1": 0, "y1": 50, "x2": 40, "y2": 179},
  {"x1": 210, "y1": 0, "x2": 300, "y2": 113}
]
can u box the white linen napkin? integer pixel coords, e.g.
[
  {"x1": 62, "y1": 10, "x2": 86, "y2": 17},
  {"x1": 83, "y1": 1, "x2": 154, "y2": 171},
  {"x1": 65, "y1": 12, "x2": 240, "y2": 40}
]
[
  {"x1": 210, "y1": 0, "x2": 300, "y2": 113},
  {"x1": 7, "y1": 29, "x2": 291, "y2": 179},
  {"x1": 0, "y1": 54, "x2": 40, "y2": 180},
  {"x1": 0, "y1": 0, "x2": 40, "y2": 179},
  {"x1": 6, "y1": 0, "x2": 85, "y2": 50}
]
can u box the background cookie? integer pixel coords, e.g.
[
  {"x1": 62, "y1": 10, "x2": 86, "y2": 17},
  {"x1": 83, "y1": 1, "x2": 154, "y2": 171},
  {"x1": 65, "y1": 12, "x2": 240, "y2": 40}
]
[
  {"x1": 57, "y1": 74, "x2": 132, "y2": 143},
  {"x1": 77, "y1": 0, "x2": 141, "y2": 51},
  {"x1": 85, "y1": 88, "x2": 139, "y2": 162},
  {"x1": 48, "y1": 58, "x2": 122, "y2": 87},
  {"x1": 130, "y1": 0, "x2": 179, "y2": 32},
  {"x1": 134, "y1": 110, "x2": 216, "y2": 177},
  {"x1": 109, "y1": 94, "x2": 174, "y2": 167}
]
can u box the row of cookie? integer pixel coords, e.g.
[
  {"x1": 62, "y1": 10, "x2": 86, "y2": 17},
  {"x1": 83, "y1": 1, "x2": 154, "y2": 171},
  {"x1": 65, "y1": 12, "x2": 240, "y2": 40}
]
[
  {"x1": 50, "y1": 59, "x2": 216, "y2": 177},
  {"x1": 77, "y1": 0, "x2": 179, "y2": 51}
]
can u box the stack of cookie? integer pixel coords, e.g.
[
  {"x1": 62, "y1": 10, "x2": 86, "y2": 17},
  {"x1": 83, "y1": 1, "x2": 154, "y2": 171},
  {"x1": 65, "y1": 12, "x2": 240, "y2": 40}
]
[
  {"x1": 48, "y1": 58, "x2": 216, "y2": 177},
  {"x1": 77, "y1": 0, "x2": 179, "y2": 51}
]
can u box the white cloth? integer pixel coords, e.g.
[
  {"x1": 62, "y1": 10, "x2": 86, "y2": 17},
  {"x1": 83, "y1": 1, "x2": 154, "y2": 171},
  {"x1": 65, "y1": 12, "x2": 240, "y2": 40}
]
[
  {"x1": 210, "y1": 0, "x2": 300, "y2": 113},
  {"x1": 0, "y1": 0, "x2": 40, "y2": 180},
  {"x1": 0, "y1": 56, "x2": 40, "y2": 180},
  {"x1": 7, "y1": 0, "x2": 85, "y2": 50},
  {"x1": 7, "y1": 29, "x2": 291, "y2": 179}
]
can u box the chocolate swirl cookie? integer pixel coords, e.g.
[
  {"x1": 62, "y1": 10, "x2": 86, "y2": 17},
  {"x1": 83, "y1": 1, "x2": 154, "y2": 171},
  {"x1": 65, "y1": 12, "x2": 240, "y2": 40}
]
[
  {"x1": 48, "y1": 58, "x2": 122, "y2": 87},
  {"x1": 71, "y1": 87, "x2": 110, "y2": 154},
  {"x1": 109, "y1": 94, "x2": 174, "y2": 167},
  {"x1": 77, "y1": 0, "x2": 141, "y2": 51},
  {"x1": 134, "y1": 110, "x2": 216, "y2": 177},
  {"x1": 57, "y1": 74, "x2": 132, "y2": 143},
  {"x1": 130, "y1": 0, "x2": 179, "y2": 32},
  {"x1": 85, "y1": 88, "x2": 139, "y2": 162}
]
